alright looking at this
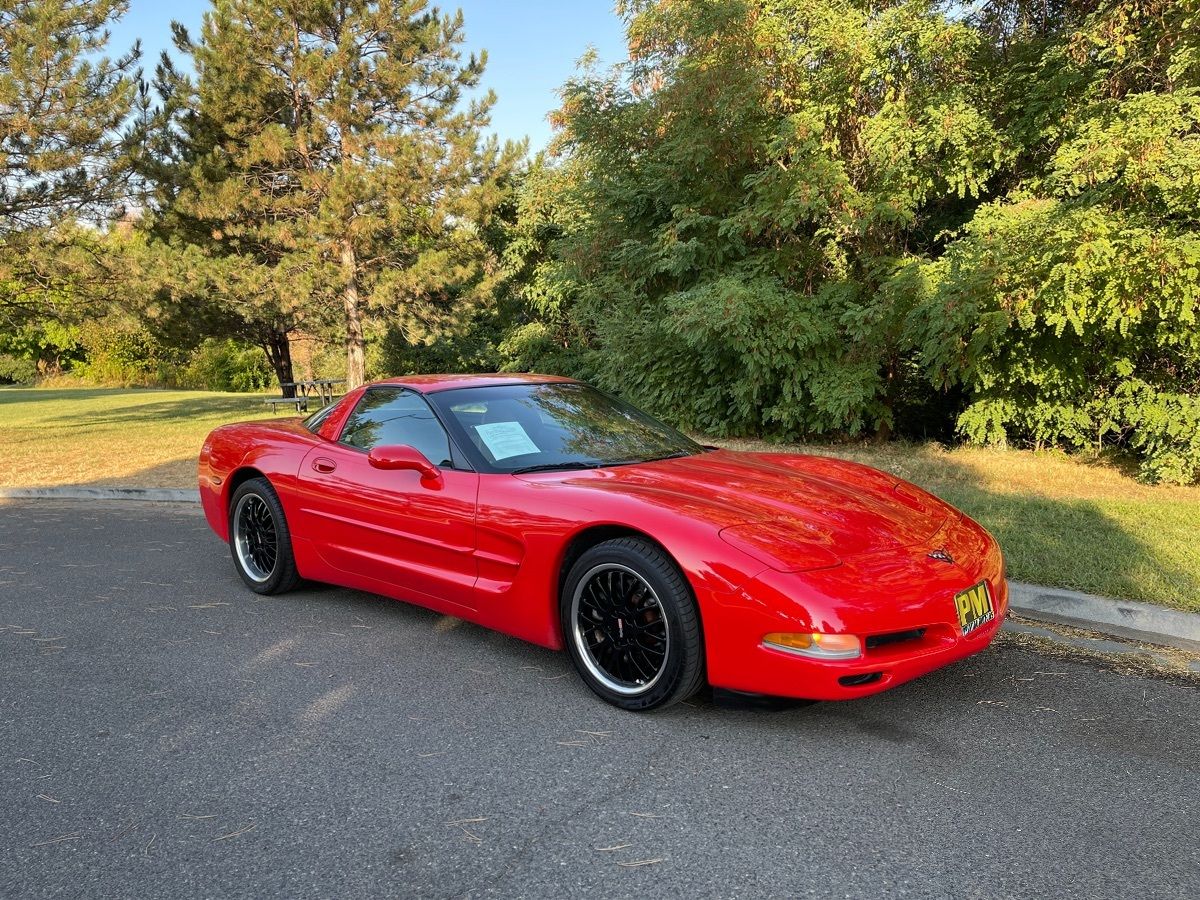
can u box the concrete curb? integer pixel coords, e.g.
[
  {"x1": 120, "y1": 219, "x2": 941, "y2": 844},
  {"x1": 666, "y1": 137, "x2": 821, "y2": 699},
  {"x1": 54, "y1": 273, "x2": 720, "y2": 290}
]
[
  {"x1": 2, "y1": 486, "x2": 1198, "y2": 653},
  {"x1": 0, "y1": 486, "x2": 200, "y2": 503},
  {"x1": 1009, "y1": 581, "x2": 1200, "y2": 653}
]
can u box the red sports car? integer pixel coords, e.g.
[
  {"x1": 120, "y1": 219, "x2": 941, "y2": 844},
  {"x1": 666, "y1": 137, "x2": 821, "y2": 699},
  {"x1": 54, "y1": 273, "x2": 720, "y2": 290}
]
[{"x1": 199, "y1": 374, "x2": 1006, "y2": 710}]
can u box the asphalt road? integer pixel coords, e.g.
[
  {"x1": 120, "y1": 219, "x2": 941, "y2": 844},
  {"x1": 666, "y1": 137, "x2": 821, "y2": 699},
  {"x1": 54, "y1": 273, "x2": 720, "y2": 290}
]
[{"x1": 1, "y1": 502, "x2": 1197, "y2": 899}]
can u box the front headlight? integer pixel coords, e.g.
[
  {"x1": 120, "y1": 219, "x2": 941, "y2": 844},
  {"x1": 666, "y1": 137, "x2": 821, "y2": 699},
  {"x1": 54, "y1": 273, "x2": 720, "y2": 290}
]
[{"x1": 762, "y1": 631, "x2": 862, "y2": 660}]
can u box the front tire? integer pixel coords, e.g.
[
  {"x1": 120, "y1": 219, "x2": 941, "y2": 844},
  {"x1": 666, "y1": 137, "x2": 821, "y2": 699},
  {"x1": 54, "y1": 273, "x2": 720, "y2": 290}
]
[
  {"x1": 561, "y1": 537, "x2": 705, "y2": 711},
  {"x1": 228, "y1": 477, "x2": 301, "y2": 595}
]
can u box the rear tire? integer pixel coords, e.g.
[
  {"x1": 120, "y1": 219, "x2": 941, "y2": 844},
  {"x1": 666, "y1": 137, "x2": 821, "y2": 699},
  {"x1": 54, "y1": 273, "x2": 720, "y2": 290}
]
[
  {"x1": 561, "y1": 537, "x2": 705, "y2": 711},
  {"x1": 228, "y1": 477, "x2": 301, "y2": 595}
]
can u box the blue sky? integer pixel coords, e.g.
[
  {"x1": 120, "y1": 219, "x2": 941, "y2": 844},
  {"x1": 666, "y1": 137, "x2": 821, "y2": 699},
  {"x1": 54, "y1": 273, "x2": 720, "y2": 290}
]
[{"x1": 109, "y1": 1, "x2": 628, "y2": 151}]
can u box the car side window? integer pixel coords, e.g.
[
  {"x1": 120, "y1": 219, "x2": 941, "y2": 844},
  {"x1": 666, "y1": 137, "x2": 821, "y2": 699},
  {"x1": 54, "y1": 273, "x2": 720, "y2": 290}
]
[
  {"x1": 339, "y1": 388, "x2": 454, "y2": 467},
  {"x1": 301, "y1": 402, "x2": 337, "y2": 435}
]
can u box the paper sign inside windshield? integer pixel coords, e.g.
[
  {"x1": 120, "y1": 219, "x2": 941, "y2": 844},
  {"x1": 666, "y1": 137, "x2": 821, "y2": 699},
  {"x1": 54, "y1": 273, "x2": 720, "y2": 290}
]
[{"x1": 474, "y1": 421, "x2": 540, "y2": 460}]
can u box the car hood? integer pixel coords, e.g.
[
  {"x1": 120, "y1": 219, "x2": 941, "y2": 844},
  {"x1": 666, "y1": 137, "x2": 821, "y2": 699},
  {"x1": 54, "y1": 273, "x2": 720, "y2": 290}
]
[{"x1": 546, "y1": 450, "x2": 953, "y2": 569}]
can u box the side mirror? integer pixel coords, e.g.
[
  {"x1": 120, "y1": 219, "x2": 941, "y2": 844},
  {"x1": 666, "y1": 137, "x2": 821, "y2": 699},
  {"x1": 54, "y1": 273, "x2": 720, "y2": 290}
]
[{"x1": 367, "y1": 444, "x2": 441, "y2": 482}]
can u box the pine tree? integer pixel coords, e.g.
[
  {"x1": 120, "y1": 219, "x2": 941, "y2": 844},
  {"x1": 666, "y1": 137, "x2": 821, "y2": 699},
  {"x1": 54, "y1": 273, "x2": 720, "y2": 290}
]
[
  {"x1": 0, "y1": 0, "x2": 139, "y2": 230},
  {"x1": 150, "y1": 0, "x2": 520, "y2": 389},
  {"x1": 0, "y1": 0, "x2": 139, "y2": 342}
]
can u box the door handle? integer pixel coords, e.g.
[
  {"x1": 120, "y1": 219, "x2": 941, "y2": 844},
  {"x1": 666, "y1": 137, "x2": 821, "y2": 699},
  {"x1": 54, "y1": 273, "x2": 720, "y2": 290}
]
[{"x1": 312, "y1": 458, "x2": 337, "y2": 474}]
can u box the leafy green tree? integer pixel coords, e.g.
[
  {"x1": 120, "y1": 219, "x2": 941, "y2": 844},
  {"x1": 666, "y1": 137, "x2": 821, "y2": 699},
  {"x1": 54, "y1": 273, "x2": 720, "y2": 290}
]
[
  {"x1": 506, "y1": 0, "x2": 1199, "y2": 482},
  {"x1": 495, "y1": 155, "x2": 589, "y2": 374},
  {"x1": 147, "y1": 0, "x2": 522, "y2": 389},
  {"x1": 516, "y1": 0, "x2": 1001, "y2": 438},
  {"x1": 913, "y1": 0, "x2": 1200, "y2": 481},
  {"x1": 0, "y1": 219, "x2": 150, "y2": 378}
]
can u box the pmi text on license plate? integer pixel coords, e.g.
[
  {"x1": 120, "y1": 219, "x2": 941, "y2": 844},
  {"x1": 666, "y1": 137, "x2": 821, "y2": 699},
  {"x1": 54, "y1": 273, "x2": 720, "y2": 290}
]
[{"x1": 954, "y1": 581, "x2": 994, "y2": 636}]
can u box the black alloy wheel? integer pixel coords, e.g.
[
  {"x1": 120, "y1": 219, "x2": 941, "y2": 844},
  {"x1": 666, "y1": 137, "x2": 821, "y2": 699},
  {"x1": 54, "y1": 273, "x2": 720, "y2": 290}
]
[
  {"x1": 228, "y1": 477, "x2": 301, "y2": 595},
  {"x1": 561, "y1": 537, "x2": 705, "y2": 711}
]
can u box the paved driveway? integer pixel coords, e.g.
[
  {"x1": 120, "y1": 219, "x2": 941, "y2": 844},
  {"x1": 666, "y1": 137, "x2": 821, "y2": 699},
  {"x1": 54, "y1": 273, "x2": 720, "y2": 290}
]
[{"x1": 1, "y1": 502, "x2": 1196, "y2": 898}]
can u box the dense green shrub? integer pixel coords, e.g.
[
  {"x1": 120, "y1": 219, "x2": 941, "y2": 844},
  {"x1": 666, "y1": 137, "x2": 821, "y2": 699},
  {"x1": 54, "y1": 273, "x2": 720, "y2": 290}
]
[
  {"x1": 0, "y1": 316, "x2": 84, "y2": 380},
  {"x1": 75, "y1": 318, "x2": 184, "y2": 386},
  {"x1": 912, "y1": 198, "x2": 1200, "y2": 483},
  {"x1": 177, "y1": 338, "x2": 274, "y2": 392},
  {"x1": 381, "y1": 316, "x2": 500, "y2": 377},
  {"x1": 504, "y1": 0, "x2": 1003, "y2": 436},
  {"x1": 0, "y1": 354, "x2": 36, "y2": 384},
  {"x1": 908, "y1": 2, "x2": 1200, "y2": 483},
  {"x1": 501, "y1": 0, "x2": 1200, "y2": 482}
]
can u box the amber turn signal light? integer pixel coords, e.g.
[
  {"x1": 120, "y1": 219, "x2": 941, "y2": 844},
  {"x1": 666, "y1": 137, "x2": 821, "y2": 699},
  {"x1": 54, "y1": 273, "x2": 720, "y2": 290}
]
[{"x1": 762, "y1": 631, "x2": 862, "y2": 660}]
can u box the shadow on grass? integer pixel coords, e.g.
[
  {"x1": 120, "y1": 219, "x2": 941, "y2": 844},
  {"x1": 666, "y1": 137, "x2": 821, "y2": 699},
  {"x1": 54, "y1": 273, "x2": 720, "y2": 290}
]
[
  {"x1": 49, "y1": 395, "x2": 275, "y2": 428},
  {"x1": 918, "y1": 460, "x2": 1200, "y2": 612},
  {"x1": 0, "y1": 387, "x2": 277, "y2": 428},
  {"x1": 79, "y1": 457, "x2": 206, "y2": 489}
]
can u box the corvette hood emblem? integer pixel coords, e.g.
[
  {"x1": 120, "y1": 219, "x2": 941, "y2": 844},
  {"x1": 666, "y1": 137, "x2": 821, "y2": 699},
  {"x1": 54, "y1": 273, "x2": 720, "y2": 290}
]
[{"x1": 927, "y1": 548, "x2": 954, "y2": 565}]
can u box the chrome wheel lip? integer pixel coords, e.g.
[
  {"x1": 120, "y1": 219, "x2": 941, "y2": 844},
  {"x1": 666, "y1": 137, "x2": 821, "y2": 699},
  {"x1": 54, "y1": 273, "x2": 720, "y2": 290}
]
[
  {"x1": 570, "y1": 562, "x2": 670, "y2": 697},
  {"x1": 233, "y1": 493, "x2": 277, "y2": 583}
]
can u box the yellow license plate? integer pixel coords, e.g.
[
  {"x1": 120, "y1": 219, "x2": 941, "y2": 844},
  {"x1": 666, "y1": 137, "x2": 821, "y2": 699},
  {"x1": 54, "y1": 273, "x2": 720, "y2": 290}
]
[{"x1": 954, "y1": 581, "x2": 995, "y2": 636}]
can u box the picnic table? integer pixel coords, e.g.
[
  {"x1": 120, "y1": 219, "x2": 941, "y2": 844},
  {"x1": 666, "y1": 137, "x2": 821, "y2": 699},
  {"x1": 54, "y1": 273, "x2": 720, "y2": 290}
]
[
  {"x1": 283, "y1": 379, "x2": 346, "y2": 405},
  {"x1": 263, "y1": 396, "x2": 309, "y2": 414},
  {"x1": 263, "y1": 378, "x2": 346, "y2": 414}
]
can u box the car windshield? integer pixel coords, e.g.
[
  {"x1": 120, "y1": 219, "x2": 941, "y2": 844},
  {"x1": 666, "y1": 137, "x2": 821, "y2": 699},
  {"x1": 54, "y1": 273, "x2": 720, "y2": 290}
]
[{"x1": 428, "y1": 382, "x2": 705, "y2": 474}]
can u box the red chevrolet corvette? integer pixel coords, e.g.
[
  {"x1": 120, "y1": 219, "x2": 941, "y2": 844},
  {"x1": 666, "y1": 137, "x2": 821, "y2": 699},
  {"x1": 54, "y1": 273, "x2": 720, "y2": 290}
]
[{"x1": 199, "y1": 374, "x2": 1006, "y2": 710}]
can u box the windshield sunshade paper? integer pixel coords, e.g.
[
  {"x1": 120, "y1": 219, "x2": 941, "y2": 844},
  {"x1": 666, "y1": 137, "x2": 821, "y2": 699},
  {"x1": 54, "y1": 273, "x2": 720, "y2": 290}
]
[{"x1": 474, "y1": 421, "x2": 541, "y2": 460}]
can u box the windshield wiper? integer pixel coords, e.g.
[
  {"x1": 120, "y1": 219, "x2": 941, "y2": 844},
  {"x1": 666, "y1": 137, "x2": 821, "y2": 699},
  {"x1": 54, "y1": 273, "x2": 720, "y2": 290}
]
[
  {"x1": 645, "y1": 450, "x2": 698, "y2": 463},
  {"x1": 596, "y1": 450, "x2": 696, "y2": 468},
  {"x1": 513, "y1": 450, "x2": 697, "y2": 474},
  {"x1": 509, "y1": 461, "x2": 595, "y2": 474}
]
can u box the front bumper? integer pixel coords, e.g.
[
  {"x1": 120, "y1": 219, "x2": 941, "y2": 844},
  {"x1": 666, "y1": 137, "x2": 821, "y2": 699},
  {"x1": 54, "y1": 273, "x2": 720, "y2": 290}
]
[{"x1": 700, "y1": 517, "x2": 1008, "y2": 701}]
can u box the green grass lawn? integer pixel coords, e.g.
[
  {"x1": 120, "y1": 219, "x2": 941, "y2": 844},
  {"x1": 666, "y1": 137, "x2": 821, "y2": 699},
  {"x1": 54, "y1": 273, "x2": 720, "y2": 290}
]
[
  {"x1": 4, "y1": 385, "x2": 1198, "y2": 611},
  {"x1": 0, "y1": 386, "x2": 275, "y2": 489}
]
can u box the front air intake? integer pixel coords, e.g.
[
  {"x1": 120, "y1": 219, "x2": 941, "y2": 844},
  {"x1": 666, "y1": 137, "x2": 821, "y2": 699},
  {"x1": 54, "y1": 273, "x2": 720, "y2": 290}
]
[
  {"x1": 865, "y1": 627, "x2": 926, "y2": 650},
  {"x1": 839, "y1": 672, "x2": 883, "y2": 687}
]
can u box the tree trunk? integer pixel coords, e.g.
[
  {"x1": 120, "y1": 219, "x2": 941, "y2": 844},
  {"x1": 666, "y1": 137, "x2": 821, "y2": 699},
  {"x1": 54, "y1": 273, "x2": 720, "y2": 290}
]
[
  {"x1": 262, "y1": 324, "x2": 295, "y2": 397},
  {"x1": 874, "y1": 354, "x2": 897, "y2": 443},
  {"x1": 341, "y1": 238, "x2": 366, "y2": 389}
]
